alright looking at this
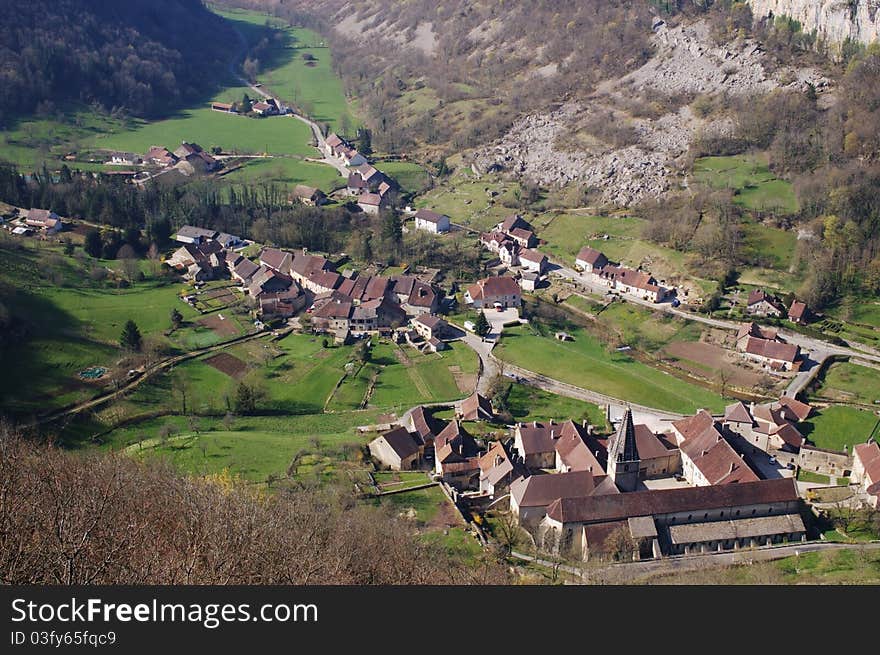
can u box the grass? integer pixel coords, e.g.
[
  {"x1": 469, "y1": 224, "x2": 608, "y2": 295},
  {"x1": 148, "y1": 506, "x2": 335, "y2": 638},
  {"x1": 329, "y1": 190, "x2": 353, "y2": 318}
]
[
  {"x1": 740, "y1": 221, "x2": 799, "y2": 271},
  {"x1": 811, "y1": 362, "x2": 880, "y2": 406},
  {"x1": 0, "y1": 242, "x2": 211, "y2": 414},
  {"x1": 373, "y1": 471, "x2": 431, "y2": 493},
  {"x1": 693, "y1": 154, "x2": 798, "y2": 214},
  {"x1": 642, "y1": 547, "x2": 880, "y2": 584},
  {"x1": 220, "y1": 157, "x2": 343, "y2": 192},
  {"x1": 415, "y1": 176, "x2": 523, "y2": 231},
  {"x1": 494, "y1": 325, "x2": 726, "y2": 414},
  {"x1": 800, "y1": 406, "x2": 880, "y2": 452},
  {"x1": 379, "y1": 485, "x2": 450, "y2": 524},
  {"x1": 215, "y1": 7, "x2": 353, "y2": 131},
  {"x1": 92, "y1": 110, "x2": 315, "y2": 158},
  {"x1": 504, "y1": 383, "x2": 607, "y2": 431},
  {"x1": 797, "y1": 469, "x2": 831, "y2": 484},
  {"x1": 375, "y1": 160, "x2": 432, "y2": 195}
]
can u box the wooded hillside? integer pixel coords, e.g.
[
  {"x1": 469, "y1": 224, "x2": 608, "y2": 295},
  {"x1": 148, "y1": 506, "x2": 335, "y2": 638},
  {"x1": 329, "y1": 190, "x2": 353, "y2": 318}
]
[{"x1": 0, "y1": 0, "x2": 232, "y2": 124}]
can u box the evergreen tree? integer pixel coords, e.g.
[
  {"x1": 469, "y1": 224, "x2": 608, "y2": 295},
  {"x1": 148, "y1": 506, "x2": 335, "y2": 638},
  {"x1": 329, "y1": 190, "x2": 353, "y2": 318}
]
[
  {"x1": 120, "y1": 320, "x2": 142, "y2": 352},
  {"x1": 474, "y1": 310, "x2": 491, "y2": 338},
  {"x1": 84, "y1": 228, "x2": 103, "y2": 258},
  {"x1": 170, "y1": 308, "x2": 183, "y2": 330}
]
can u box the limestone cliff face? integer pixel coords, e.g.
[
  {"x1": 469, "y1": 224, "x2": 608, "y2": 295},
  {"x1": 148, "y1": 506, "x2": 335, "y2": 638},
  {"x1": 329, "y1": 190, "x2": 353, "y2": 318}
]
[{"x1": 748, "y1": 0, "x2": 880, "y2": 47}]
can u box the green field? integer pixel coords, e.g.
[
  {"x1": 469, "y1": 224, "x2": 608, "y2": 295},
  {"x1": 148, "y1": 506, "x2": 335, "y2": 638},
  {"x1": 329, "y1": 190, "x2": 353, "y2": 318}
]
[
  {"x1": 693, "y1": 155, "x2": 799, "y2": 214},
  {"x1": 92, "y1": 109, "x2": 314, "y2": 158},
  {"x1": 800, "y1": 406, "x2": 880, "y2": 452},
  {"x1": 379, "y1": 485, "x2": 451, "y2": 524},
  {"x1": 811, "y1": 362, "x2": 880, "y2": 406},
  {"x1": 415, "y1": 176, "x2": 524, "y2": 231},
  {"x1": 214, "y1": 8, "x2": 353, "y2": 131},
  {"x1": 504, "y1": 384, "x2": 607, "y2": 430},
  {"x1": 103, "y1": 411, "x2": 380, "y2": 482},
  {"x1": 494, "y1": 325, "x2": 726, "y2": 414},
  {"x1": 376, "y1": 160, "x2": 432, "y2": 195},
  {"x1": 221, "y1": 157, "x2": 343, "y2": 192},
  {"x1": 0, "y1": 242, "x2": 212, "y2": 413},
  {"x1": 740, "y1": 221, "x2": 799, "y2": 271}
]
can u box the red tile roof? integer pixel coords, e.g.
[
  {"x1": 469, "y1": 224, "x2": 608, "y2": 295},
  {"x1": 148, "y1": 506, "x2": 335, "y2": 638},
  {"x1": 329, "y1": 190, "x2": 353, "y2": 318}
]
[
  {"x1": 467, "y1": 276, "x2": 521, "y2": 301},
  {"x1": 546, "y1": 479, "x2": 798, "y2": 524},
  {"x1": 744, "y1": 337, "x2": 799, "y2": 362}
]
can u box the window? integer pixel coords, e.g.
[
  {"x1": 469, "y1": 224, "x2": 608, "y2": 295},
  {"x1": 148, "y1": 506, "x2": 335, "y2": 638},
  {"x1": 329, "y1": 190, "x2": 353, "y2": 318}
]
[
  {"x1": 720, "y1": 511, "x2": 724, "y2": 518},
  {"x1": 735, "y1": 510, "x2": 740, "y2": 516},
  {"x1": 752, "y1": 509, "x2": 756, "y2": 515},
  {"x1": 687, "y1": 514, "x2": 692, "y2": 521}
]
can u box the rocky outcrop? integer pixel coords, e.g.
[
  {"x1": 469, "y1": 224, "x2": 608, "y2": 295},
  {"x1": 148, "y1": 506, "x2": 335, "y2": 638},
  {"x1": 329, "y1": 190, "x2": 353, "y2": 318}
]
[
  {"x1": 471, "y1": 19, "x2": 830, "y2": 207},
  {"x1": 748, "y1": 0, "x2": 880, "y2": 49}
]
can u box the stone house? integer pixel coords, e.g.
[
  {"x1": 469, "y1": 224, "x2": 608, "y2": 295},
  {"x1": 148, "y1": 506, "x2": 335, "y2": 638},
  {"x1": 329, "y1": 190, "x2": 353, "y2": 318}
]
[
  {"x1": 369, "y1": 426, "x2": 423, "y2": 470},
  {"x1": 464, "y1": 276, "x2": 522, "y2": 309},
  {"x1": 413, "y1": 208, "x2": 450, "y2": 234},
  {"x1": 852, "y1": 441, "x2": 880, "y2": 509}
]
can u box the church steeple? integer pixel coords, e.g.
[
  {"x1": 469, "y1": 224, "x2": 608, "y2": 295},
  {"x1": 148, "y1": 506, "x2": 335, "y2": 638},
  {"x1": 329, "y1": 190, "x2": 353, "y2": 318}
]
[{"x1": 607, "y1": 408, "x2": 640, "y2": 492}]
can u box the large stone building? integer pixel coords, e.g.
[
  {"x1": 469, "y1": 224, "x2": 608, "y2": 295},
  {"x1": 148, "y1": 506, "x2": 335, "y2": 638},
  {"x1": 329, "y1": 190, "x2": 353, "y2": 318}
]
[{"x1": 538, "y1": 478, "x2": 805, "y2": 561}]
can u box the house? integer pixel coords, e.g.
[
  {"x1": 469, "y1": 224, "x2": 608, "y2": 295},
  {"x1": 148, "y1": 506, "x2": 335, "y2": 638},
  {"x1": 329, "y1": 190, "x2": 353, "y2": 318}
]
[
  {"x1": 369, "y1": 426, "x2": 423, "y2": 470},
  {"x1": 538, "y1": 478, "x2": 804, "y2": 561},
  {"x1": 174, "y1": 225, "x2": 219, "y2": 244},
  {"x1": 513, "y1": 421, "x2": 562, "y2": 470},
  {"x1": 413, "y1": 209, "x2": 450, "y2": 234},
  {"x1": 575, "y1": 246, "x2": 608, "y2": 273},
  {"x1": 349, "y1": 296, "x2": 407, "y2": 335},
  {"x1": 434, "y1": 421, "x2": 481, "y2": 489},
  {"x1": 411, "y1": 314, "x2": 448, "y2": 341},
  {"x1": 229, "y1": 256, "x2": 261, "y2": 285},
  {"x1": 259, "y1": 286, "x2": 307, "y2": 320},
  {"x1": 24, "y1": 209, "x2": 61, "y2": 234},
  {"x1": 291, "y1": 185, "x2": 328, "y2": 206},
  {"x1": 357, "y1": 192, "x2": 387, "y2": 215},
  {"x1": 302, "y1": 270, "x2": 342, "y2": 295},
  {"x1": 323, "y1": 133, "x2": 349, "y2": 159},
  {"x1": 746, "y1": 289, "x2": 785, "y2": 317},
  {"x1": 11, "y1": 226, "x2": 33, "y2": 236},
  {"x1": 247, "y1": 266, "x2": 293, "y2": 300},
  {"x1": 554, "y1": 420, "x2": 605, "y2": 475},
  {"x1": 508, "y1": 227, "x2": 536, "y2": 249},
  {"x1": 259, "y1": 247, "x2": 293, "y2": 274},
  {"x1": 174, "y1": 142, "x2": 206, "y2": 160},
  {"x1": 389, "y1": 275, "x2": 441, "y2": 316},
  {"x1": 852, "y1": 441, "x2": 880, "y2": 509},
  {"x1": 252, "y1": 99, "x2": 279, "y2": 116},
  {"x1": 290, "y1": 250, "x2": 334, "y2": 283},
  {"x1": 672, "y1": 410, "x2": 760, "y2": 486},
  {"x1": 735, "y1": 322, "x2": 781, "y2": 350},
  {"x1": 108, "y1": 151, "x2": 142, "y2": 165},
  {"x1": 339, "y1": 146, "x2": 367, "y2": 167},
  {"x1": 518, "y1": 249, "x2": 548, "y2": 275},
  {"x1": 509, "y1": 470, "x2": 600, "y2": 528},
  {"x1": 498, "y1": 241, "x2": 520, "y2": 267},
  {"x1": 480, "y1": 231, "x2": 512, "y2": 253},
  {"x1": 405, "y1": 406, "x2": 446, "y2": 454},
  {"x1": 146, "y1": 146, "x2": 178, "y2": 167},
  {"x1": 211, "y1": 102, "x2": 235, "y2": 113},
  {"x1": 519, "y1": 272, "x2": 539, "y2": 291},
  {"x1": 311, "y1": 293, "x2": 354, "y2": 335},
  {"x1": 742, "y1": 337, "x2": 800, "y2": 371},
  {"x1": 215, "y1": 232, "x2": 243, "y2": 249},
  {"x1": 788, "y1": 300, "x2": 810, "y2": 324},
  {"x1": 178, "y1": 150, "x2": 219, "y2": 174},
  {"x1": 464, "y1": 276, "x2": 521, "y2": 309},
  {"x1": 457, "y1": 391, "x2": 494, "y2": 422},
  {"x1": 497, "y1": 214, "x2": 532, "y2": 234},
  {"x1": 777, "y1": 396, "x2": 812, "y2": 423},
  {"x1": 479, "y1": 442, "x2": 521, "y2": 496},
  {"x1": 346, "y1": 172, "x2": 368, "y2": 195},
  {"x1": 165, "y1": 241, "x2": 227, "y2": 281},
  {"x1": 599, "y1": 266, "x2": 667, "y2": 303}
]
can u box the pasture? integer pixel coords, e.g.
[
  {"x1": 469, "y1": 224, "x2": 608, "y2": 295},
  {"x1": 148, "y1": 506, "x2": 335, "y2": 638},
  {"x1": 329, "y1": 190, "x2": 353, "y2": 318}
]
[
  {"x1": 493, "y1": 325, "x2": 727, "y2": 414},
  {"x1": 800, "y1": 406, "x2": 880, "y2": 452},
  {"x1": 692, "y1": 154, "x2": 799, "y2": 214}
]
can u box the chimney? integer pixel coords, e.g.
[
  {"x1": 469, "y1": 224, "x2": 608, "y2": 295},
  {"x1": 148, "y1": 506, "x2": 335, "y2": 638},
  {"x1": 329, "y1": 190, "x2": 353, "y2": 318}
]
[
  {"x1": 728, "y1": 462, "x2": 735, "y2": 475},
  {"x1": 533, "y1": 421, "x2": 537, "y2": 427},
  {"x1": 582, "y1": 419, "x2": 588, "y2": 429},
  {"x1": 551, "y1": 429, "x2": 556, "y2": 439}
]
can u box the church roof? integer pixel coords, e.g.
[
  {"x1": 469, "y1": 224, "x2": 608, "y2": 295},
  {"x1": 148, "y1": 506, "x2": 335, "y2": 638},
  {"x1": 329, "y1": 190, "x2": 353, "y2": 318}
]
[{"x1": 607, "y1": 409, "x2": 639, "y2": 463}]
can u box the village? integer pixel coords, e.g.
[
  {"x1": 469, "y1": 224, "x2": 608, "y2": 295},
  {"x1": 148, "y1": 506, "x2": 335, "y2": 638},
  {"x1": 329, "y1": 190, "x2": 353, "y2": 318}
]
[
  {"x1": 2, "y1": 12, "x2": 879, "y2": 578},
  {"x1": 6, "y1": 129, "x2": 880, "y2": 570}
]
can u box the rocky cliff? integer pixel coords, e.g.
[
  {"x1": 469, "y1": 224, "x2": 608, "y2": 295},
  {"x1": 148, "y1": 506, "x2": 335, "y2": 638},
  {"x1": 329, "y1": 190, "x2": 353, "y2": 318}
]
[{"x1": 748, "y1": 0, "x2": 880, "y2": 48}]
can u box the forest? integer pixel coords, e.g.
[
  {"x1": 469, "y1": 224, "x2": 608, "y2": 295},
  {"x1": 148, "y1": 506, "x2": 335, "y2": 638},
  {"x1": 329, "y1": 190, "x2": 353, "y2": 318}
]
[{"x1": 0, "y1": 0, "x2": 232, "y2": 124}]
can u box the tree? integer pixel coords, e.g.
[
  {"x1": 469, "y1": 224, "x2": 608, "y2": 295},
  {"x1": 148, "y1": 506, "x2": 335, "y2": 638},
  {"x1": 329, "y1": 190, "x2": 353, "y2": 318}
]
[
  {"x1": 84, "y1": 229, "x2": 102, "y2": 258},
  {"x1": 474, "y1": 310, "x2": 491, "y2": 338},
  {"x1": 119, "y1": 320, "x2": 142, "y2": 352},
  {"x1": 235, "y1": 382, "x2": 261, "y2": 414},
  {"x1": 118, "y1": 244, "x2": 140, "y2": 283},
  {"x1": 355, "y1": 339, "x2": 372, "y2": 364},
  {"x1": 61, "y1": 238, "x2": 75, "y2": 256},
  {"x1": 170, "y1": 308, "x2": 183, "y2": 330}
]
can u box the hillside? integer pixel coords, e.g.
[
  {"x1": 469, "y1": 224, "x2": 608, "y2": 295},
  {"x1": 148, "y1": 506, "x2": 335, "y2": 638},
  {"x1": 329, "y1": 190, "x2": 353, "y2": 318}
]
[
  {"x1": 0, "y1": 433, "x2": 506, "y2": 584},
  {"x1": 0, "y1": 0, "x2": 233, "y2": 124}
]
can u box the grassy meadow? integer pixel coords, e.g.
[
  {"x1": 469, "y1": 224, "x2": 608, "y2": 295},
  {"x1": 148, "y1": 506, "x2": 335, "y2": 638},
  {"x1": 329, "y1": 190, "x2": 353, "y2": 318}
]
[{"x1": 493, "y1": 324, "x2": 726, "y2": 414}]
